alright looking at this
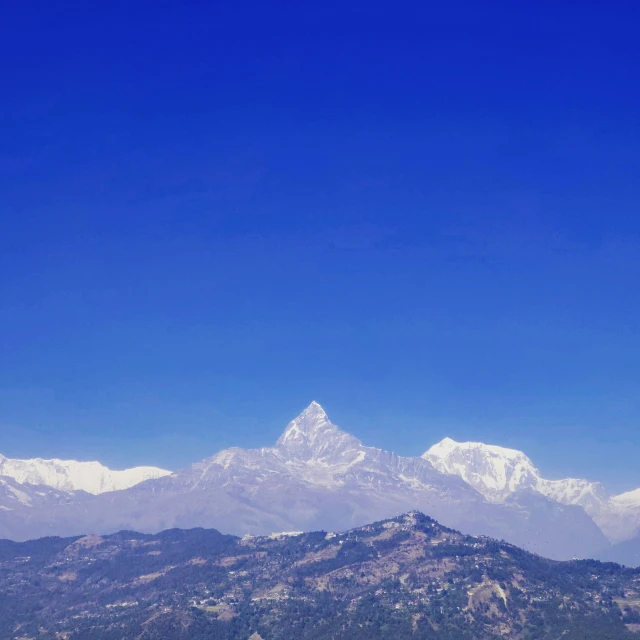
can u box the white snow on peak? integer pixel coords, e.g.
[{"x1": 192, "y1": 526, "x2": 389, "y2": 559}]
[
  {"x1": 612, "y1": 488, "x2": 640, "y2": 507},
  {"x1": 427, "y1": 438, "x2": 529, "y2": 464},
  {"x1": 424, "y1": 438, "x2": 539, "y2": 500},
  {"x1": 0, "y1": 454, "x2": 172, "y2": 495},
  {"x1": 423, "y1": 437, "x2": 607, "y2": 509},
  {"x1": 423, "y1": 437, "x2": 640, "y2": 544},
  {"x1": 275, "y1": 401, "x2": 361, "y2": 461},
  {"x1": 277, "y1": 401, "x2": 330, "y2": 443},
  {"x1": 603, "y1": 489, "x2": 640, "y2": 543}
]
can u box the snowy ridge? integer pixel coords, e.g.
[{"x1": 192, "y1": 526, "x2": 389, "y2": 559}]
[
  {"x1": 424, "y1": 438, "x2": 539, "y2": 501},
  {"x1": 423, "y1": 437, "x2": 640, "y2": 543},
  {"x1": 0, "y1": 454, "x2": 171, "y2": 495}
]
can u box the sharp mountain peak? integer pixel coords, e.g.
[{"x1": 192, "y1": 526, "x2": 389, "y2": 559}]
[
  {"x1": 2, "y1": 402, "x2": 640, "y2": 559},
  {"x1": 275, "y1": 401, "x2": 361, "y2": 460}
]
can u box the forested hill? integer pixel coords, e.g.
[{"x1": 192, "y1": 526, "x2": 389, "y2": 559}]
[{"x1": 2, "y1": 512, "x2": 640, "y2": 639}]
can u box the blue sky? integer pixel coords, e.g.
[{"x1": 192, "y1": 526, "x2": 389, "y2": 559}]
[{"x1": 1, "y1": 1, "x2": 639, "y2": 489}]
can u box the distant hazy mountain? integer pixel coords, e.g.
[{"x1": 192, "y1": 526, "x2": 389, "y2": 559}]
[
  {"x1": 600, "y1": 532, "x2": 640, "y2": 567},
  {"x1": 423, "y1": 437, "x2": 640, "y2": 544},
  {"x1": 0, "y1": 475, "x2": 90, "y2": 540},
  {"x1": 0, "y1": 453, "x2": 171, "y2": 494},
  {"x1": 0, "y1": 403, "x2": 608, "y2": 561}
]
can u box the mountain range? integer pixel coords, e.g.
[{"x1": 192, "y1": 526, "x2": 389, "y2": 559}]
[
  {"x1": 1, "y1": 402, "x2": 639, "y2": 564},
  {"x1": 423, "y1": 438, "x2": 640, "y2": 545},
  {"x1": 0, "y1": 453, "x2": 170, "y2": 494}
]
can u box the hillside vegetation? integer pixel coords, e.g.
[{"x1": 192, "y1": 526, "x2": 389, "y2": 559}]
[{"x1": 1, "y1": 512, "x2": 640, "y2": 639}]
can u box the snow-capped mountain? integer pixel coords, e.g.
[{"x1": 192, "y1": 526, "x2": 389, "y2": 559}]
[
  {"x1": 423, "y1": 438, "x2": 542, "y2": 502},
  {"x1": 275, "y1": 401, "x2": 362, "y2": 462},
  {"x1": 0, "y1": 403, "x2": 608, "y2": 561},
  {"x1": 423, "y1": 437, "x2": 606, "y2": 508},
  {"x1": 0, "y1": 453, "x2": 171, "y2": 495},
  {"x1": 598, "y1": 489, "x2": 640, "y2": 544},
  {"x1": 423, "y1": 437, "x2": 640, "y2": 544},
  {"x1": 5, "y1": 402, "x2": 640, "y2": 561}
]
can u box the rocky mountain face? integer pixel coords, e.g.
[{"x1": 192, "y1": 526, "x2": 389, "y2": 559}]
[
  {"x1": 423, "y1": 437, "x2": 640, "y2": 544},
  {"x1": 0, "y1": 402, "x2": 637, "y2": 563},
  {"x1": 0, "y1": 475, "x2": 90, "y2": 541},
  {"x1": 1, "y1": 512, "x2": 639, "y2": 640},
  {"x1": 0, "y1": 403, "x2": 608, "y2": 561},
  {"x1": 0, "y1": 453, "x2": 171, "y2": 494}
]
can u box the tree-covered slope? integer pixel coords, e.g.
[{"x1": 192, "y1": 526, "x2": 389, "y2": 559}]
[{"x1": 1, "y1": 512, "x2": 639, "y2": 639}]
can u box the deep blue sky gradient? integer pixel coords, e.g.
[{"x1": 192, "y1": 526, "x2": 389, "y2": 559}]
[{"x1": 1, "y1": 1, "x2": 639, "y2": 489}]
